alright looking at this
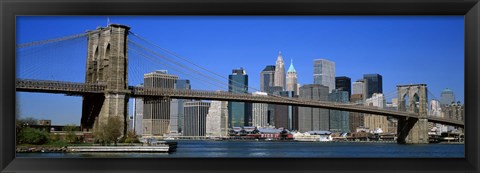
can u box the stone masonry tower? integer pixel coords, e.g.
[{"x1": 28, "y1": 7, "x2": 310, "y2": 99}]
[
  {"x1": 396, "y1": 84, "x2": 429, "y2": 144},
  {"x1": 81, "y1": 24, "x2": 130, "y2": 135}
]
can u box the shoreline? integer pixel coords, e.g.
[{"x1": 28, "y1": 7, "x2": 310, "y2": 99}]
[{"x1": 16, "y1": 140, "x2": 463, "y2": 153}]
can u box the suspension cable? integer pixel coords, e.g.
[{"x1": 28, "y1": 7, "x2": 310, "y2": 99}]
[{"x1": 17, "y1": 33, "x2": 88, "y2": 49}]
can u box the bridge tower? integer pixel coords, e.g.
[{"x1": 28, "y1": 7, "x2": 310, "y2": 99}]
[
  {"x1": 81, "y1": 24, "x2": 130, "y2": 135},
  {"x1": 396, "y1": 84, "x2": 429, "y2": 144}
]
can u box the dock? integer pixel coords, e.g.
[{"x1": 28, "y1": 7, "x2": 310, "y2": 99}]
[{"x1": 68, "y1": 142, "x2": 177, "y2": 153}]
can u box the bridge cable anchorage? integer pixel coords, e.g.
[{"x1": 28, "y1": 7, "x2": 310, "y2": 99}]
[
  {"x1": 16, "y1": 33, "x2": 88, "y2": 49},
  {"x1": 128, "y1": 33, "x2": 300, "y2": 103}
]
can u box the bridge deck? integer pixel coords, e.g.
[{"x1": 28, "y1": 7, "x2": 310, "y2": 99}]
[{"x1": 15, "y1": 79, "x2": 464, "y2": 127}]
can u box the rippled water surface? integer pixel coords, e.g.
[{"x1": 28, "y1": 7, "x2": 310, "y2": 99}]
[{"x1": 17, "y1": 141, "x2": 464, "y2": 158}]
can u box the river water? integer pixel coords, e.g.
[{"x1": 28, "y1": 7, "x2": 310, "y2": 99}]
[{"x1": 16, "y1": 140, "x2": 464, "y2": 158}]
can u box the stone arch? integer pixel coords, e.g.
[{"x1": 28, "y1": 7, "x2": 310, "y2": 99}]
[
  {"x1": 396, "y1": 84, "x2": 428, "y2": 144},
  {"x1": 412, "y1": 93, "x2": 420, "y2": 113}
]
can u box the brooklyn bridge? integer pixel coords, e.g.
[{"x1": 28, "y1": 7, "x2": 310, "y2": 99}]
[{"x1": 16, "y1": 24, "x2": 464, "y2": 144}]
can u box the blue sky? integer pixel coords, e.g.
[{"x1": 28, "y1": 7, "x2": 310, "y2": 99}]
[{"x1": 16, "y1": 16, "x2": 464, "y2": 125}]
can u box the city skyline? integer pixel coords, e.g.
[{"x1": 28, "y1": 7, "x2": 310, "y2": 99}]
[{"x1": 16, "y1": 16, "x2": 464, "y2": 125}]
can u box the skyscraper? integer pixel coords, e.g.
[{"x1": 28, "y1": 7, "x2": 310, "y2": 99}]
[
  {"x1": 169, "y1": 79, "x2": 191, "y2": 134},
  {"x1": 440, "y1": 88, "x2": 456, "y2": 106},
  {"x1": 183, "y1": 101, "x2": 211, "y2": 136},
  {"x1": 274, "y1": 51, "x2": 285, "y2": 90},
  {"x1": 335, "y1": 76, "x2": 351, "y2": 100},
  {"x1": 286, "y1": 59, "x2": 298, "y2": 95},
  {"x1": 328, "y1": 89, "x2": 350, "y2": 133},
  {"x1": 228, "y1": 68, "x2": 250, "y2": 128},
  {"x1": 349, "y1": 94, "x2": 364, "y2": 132},
  {"x1": 352, "y1": 79, "x2": 368, "y2": 102},
  {"x1": 313, "y1": 59, "x2": 335, "y2": 93},
  {"x1": 298, "y1": 84, "x2": 330, "y2": 132},
  {"x1": 206, "y1": 101, "x2": 229, "y2": 137},
  {"x1": 266, "y1": 86, "x2": 283, "y2": 127},
  {"x1": 143, "y1": 70, "x2": 178, "y2": 137},
  {"x1": 363, "y1": 74, "x2": 383, "y2": 99},
  {"x1": 133, "y1": 96, "x2": 143, "y2": 136},
  {"x1": 251, "y1": 92, "x2": 269, "y2": 128},
  {"x1": 260, "y1": 65, "x2": 276, "y2": 93},
  {"x1": 274, "y1": 90, "x2": 298, "y2": 130}
]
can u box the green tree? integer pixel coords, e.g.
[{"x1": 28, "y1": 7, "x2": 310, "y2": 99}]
[
  {"x1": 93, "y1": 116, "x2": 123, "y2": 145},
  {"x1": 17, "y1": 127, "x2": 49, "y2": 145},
  {"x1": 123, "y1": 130, "x2": 140, "y2": 144},
  {"x1": 16, "y1": 117, "x2": 38, "y2": 144},
  {"x1": 63, "y1": 124, "x2": 78, "y2": 143}
]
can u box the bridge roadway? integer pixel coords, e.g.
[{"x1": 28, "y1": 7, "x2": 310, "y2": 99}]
[{"x1": 15, "y1": 79, "x2": 464, "y2": 127}]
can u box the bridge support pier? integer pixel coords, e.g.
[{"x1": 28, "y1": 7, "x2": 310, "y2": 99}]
[
  {"x1": 96, "y1": 93, "x2": 129, "y2": 135},
  {"x1": 396, "y1": 84, "x2": 429, "y2": 144},
  {"x1": 397, "y1": 117, "x2": 428, "y2": 144},
  {"x1": 81, "y1": 94, "x2": 105, "y2": 130},
  {"x1": 81, "y1": 24, "x2": 130, "y2": 137}
]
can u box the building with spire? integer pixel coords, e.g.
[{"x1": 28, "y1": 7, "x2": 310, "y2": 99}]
[
  {"x1": 274, "y1": 51, "x2": 285, "y2": 90},
  {"x1": 286, "y1": 59, "x2": 298, "y2": 95}
]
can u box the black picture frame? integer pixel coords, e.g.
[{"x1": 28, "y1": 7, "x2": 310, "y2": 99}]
[{"x1": 1, "y1": 0, "x2": 479, "y2": 173}]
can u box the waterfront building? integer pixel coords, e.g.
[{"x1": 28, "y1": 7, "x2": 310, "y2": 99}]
[
  {"x1": 169, "y1": 79, "x2": 191, "y2": 134},
  {"x1": 206, "y1": 101, "x2": 229, "y2": 137},
  {"x1": 228, "y1": 68, "x2": 251, "y2": 127},
  {"x1": 364, "y1": 93, "x2": 388, "y2": 133},
  {"x1": 313, "y1": 59, "x2": 335, "y2": 93},
  {"x1": 38, "y1": 120, "x2": 51, "y2": 126},
  {"x1": 349, "y1": 94, "x2": 364, "y2": 132},
  {"x1": 183, "y1": 101, "x2": 211, "y2": 136},
  {"x1": 252, "y1": 92, "x2": 269, "y2": 128},
  {"x1": 133, "y1": 96, "x2": 143, "y2": 136},
  {"x1": 274, "y1": 51, "x2": 286, "y2": 90},
  {"x1": 143, "y1": 70, "x2": 178, "y2": 137},
  {"x1": 440, "y1": 88, "x2": 456, "y2": 106},
  {"x1": 286, "y1": 59, "x2": 298, "y2": 95},
  {"x1": 363, "y1": 74, "x2": 383, "y2": 99},
  {"x1": 298, "y1": 84, "x2": 330, "y2": 132},
  {"x1": 335, "y1": 76, "x2": 351, "y2": 100},
  {"x1": 328, "y1": 89, "x2": 350, "y2": 133},
  {"x1": 260, "y1": 65, "x2": 276, "y2": 93}
]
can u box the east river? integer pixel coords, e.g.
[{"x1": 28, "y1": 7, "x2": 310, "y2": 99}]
[{"x1": 17, "y1": 140, "x2": 464, "y2": 158}]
